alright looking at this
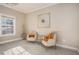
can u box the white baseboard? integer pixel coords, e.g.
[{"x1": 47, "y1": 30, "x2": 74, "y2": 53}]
[
  {"x1": 0, "y1": 38, "x2": 22, "y2": 44},
  {"x1": 56, "y1": 44, "x2": 78, "y2": 52}
]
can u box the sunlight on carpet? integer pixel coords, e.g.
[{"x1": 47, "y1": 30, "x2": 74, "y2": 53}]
[{"x1": 4, "y1": 46, "x2": 31, "y2": 55}]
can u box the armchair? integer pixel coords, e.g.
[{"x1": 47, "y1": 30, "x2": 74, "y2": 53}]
[
  {"x1": 26, "y1": 32, "x2": 37, "y2": 41},
  {"x1": 42, "y1": 33, "x2": 56, "y2": 47}
]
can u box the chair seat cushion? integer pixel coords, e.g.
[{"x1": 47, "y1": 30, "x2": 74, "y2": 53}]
[
  {"x1": 42, "y1": 39, "x2": 56, "y2": 46},
  {"x1": 27, "y1": 38, "x2": 36, "y2": 41}
]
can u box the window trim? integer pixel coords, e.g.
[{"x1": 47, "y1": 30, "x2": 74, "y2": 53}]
[{"x1": 0, "y1": 13, "x2": 16, "y2": 37}]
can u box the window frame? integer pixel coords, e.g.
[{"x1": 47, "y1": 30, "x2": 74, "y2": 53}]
[{"x1": 0, "y1": 14, "x2": 16, "y2": 37}]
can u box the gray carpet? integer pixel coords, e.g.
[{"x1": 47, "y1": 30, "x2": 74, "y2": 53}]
[{"x1": 0, "y1": 40, "x2": 78, "y2": 55}]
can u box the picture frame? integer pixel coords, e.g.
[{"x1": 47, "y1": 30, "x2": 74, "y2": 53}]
[{"x1": 38, "y1": 13, "x2": 50, "y2": 28}]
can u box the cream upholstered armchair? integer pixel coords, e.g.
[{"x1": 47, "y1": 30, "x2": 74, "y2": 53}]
[
  {"x1": 26, "y1": 32, "x2": 37, "y2": 41},
  {"x1": 42, "y1": 33, "x2": 56, "y2": 47}
]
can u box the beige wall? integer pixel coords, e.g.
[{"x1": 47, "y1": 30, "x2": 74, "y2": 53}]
[
  {"x1": 0, "y1": 5, "x2": 25, "y2": 42},
  {"x1": 25, "y1": 3, "x2": 79, "y2": 49},
  {"x1": 77, "y1": 4, "x2": 79, "y2": 51}
]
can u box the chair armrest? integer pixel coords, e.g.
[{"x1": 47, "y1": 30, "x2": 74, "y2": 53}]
[
  {"x1": 53, "y1": 34, "x2": 56, "y2": 39},
  {"x1": 27, "y1": 35, "x2": 29, "y2": 38},
  {"x1": 42, "y1": 36, "x2": 45, "y2": 40}
]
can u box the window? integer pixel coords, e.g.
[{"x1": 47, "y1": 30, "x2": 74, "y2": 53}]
[{"x1": 0, "y1": 14, "x2": 16, "y2": 37}]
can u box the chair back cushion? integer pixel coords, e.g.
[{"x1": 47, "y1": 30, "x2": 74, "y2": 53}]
[
  {"x1": 28, "y1": 32, "x2": 37, "y2": 38},
  {"x1": 29, "y1": 35, "x2": 35, "y2": 38},
  {"x1": 43, "y1": 32, "x2": 54, "y2": 42}
]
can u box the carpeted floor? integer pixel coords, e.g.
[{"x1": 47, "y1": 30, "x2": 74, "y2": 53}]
[{"x1": 0, "y1": 40, "x2": 78, "y2": 55}]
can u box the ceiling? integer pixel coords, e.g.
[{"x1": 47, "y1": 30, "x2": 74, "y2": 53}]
[{"x1": 1, "y1": 3, "x2": 57, "y2": 14}]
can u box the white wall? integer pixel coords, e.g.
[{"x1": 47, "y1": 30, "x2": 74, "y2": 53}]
[{"x1": 25, "y1": 3, "x2": 79, "y2": 49}]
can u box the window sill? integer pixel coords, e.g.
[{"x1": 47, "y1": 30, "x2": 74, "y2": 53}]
[{"x1": 0, "y1": 34, "x2": 15, "y2": 37}]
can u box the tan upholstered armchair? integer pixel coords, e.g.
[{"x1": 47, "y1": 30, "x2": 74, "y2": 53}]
[
  {"x1": 42, "y1": 33, "x2": 56, "y2": 47},
  {"x1": 26, "y1": 32, "x2": 37, "y2": 41}
]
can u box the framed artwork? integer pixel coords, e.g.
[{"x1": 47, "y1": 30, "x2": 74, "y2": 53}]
[{"x1": 38, "y1": 13, "x2": 50, "y2": 28}]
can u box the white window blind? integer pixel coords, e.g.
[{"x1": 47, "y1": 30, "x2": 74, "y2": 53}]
[{"x1": 0, "y1": 14, "x2": 16, "y2": 37}]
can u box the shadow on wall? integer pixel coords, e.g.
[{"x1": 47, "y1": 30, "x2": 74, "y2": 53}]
[{"x1": 53, "y1": 31, "x2": 64, "y2": 44}]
